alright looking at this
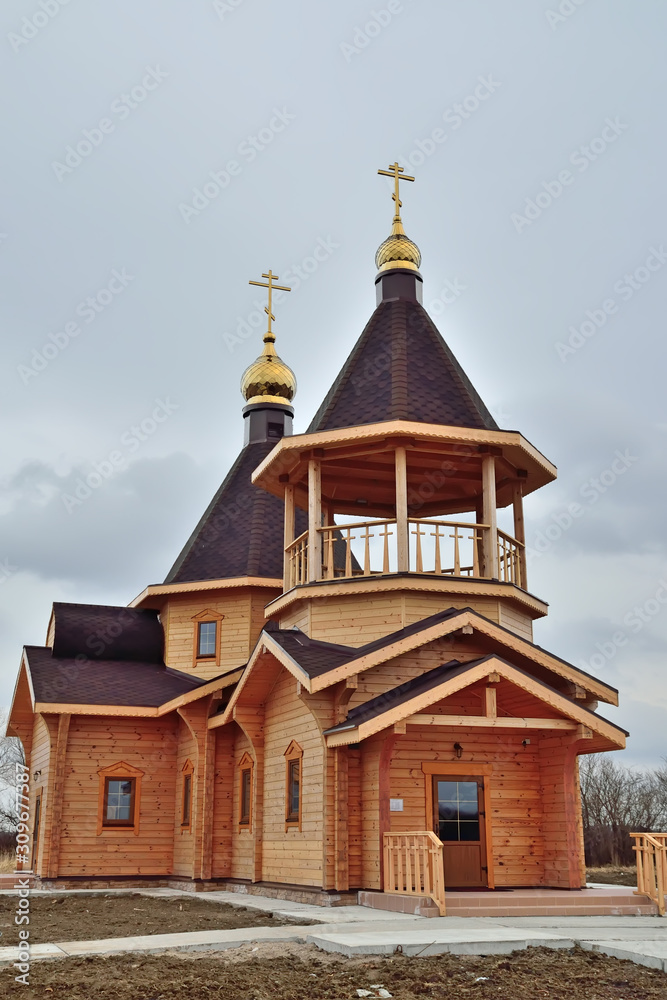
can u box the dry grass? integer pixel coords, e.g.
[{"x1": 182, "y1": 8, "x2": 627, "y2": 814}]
[{"x1": 0, "y1": 851, "x2": 15, "y2": 874}]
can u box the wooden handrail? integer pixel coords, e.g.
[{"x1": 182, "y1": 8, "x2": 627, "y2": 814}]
[
  {"x1": 630, "y1": 831, "x2": 667, "y2": 916},
  {"x1": 383, "y1": 830, "x2": 446, "y2": 917}
]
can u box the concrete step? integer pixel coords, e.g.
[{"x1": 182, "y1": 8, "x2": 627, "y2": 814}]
[{"x1": 358, "y1": 887, "x2": 659, "y2": 919}]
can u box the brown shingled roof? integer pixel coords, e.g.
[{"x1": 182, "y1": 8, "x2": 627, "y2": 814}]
[
  {"x1": 165, "y1": 441, "x2": 306, "y2": 585},
  {"x1": 25, "y1": 646, "x2": 206, "y2": 707},
  {"x1": 52, "y1": 603, "x2": 163, "y2": 662},
  {"x1": 307, "y1": 298, "x2": 498, "y2": 433}
]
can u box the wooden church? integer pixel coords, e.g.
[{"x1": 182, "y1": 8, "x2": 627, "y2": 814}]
[{"x1": 7, "y1": 164, "x2": 627, "y2": 914}]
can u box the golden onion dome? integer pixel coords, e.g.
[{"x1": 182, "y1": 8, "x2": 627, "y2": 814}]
[
  {"x1": 375, "y1": 217, "x2": 422, "y2": 273},
  {"x1": 240, "y1": 331, "x2": 297, "y2": 406}
]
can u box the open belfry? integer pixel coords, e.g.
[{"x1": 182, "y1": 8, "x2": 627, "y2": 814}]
[{"x1": 7, "y1": 164, "x2": 628, "y2": 915}]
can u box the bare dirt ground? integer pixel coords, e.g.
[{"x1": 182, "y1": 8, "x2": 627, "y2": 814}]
[
  {"x1": 586, "y1": 866, "x2": 637, "y2": 886},
  {"x1": 0, "y1": 892, "x2": 312, "y2": 943},
  {"x1": 1, "y1": 942, "x2": 666, "y2": 999}
]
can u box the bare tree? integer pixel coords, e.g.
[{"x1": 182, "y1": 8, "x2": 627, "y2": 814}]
[
  {"x1": 0, "y1": 708, "x2": 26, "y2": 835},
  {"x1": 579, "y1": 754, "x2": 667, "y2": 866}
]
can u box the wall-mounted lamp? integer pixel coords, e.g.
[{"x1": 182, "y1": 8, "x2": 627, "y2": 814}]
[
  {"x1": 522, "y1": 739, "x2": 531, "y2": 747},
  {"x1": 453, "y1": 742, "x2": 463, "y2": 759},
  {"x1": 33, "y1": 770, "x2": 41, "y2": 780}
]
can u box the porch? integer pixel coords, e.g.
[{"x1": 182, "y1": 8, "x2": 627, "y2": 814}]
[{"x1": 377, "y1": 831, "x2": 663, "y2": 918}]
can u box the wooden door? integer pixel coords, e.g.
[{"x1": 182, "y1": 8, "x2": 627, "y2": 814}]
[{"x1": 432, "y1": 776, "x2": 488, "y2": 888}]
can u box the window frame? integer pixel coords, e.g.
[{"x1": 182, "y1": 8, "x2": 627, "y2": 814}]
[
  {"x1": 181, "y1": 758, "x2": 194, "y2": 830},
  {"x1": 284, "y1": 740, "x2": 303, "y2": 830},
  {"x1": 238, "y1": 752, "x2": 253, "y2": 829},
  {"x1": 96, "y1": 761, "x2": 144, "y2": 837},
  {"x1": 191, "y1": 609, "x2": 224, "y2": 667}
]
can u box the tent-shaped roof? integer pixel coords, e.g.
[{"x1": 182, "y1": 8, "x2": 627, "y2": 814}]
[
  {"x1": 307, "y1": 297, "x2": 498, "y2": 433},
  {"x1": 165, "y1": 440, "x2": 305, "y2": 584}
]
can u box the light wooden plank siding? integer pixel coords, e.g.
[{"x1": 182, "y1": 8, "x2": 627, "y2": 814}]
[
  {"x1": 163, "y1": 587, "x2": 279, "y2": 679},
  {"x1": 230, "y1": 729, "x2": 254, "y2": 879},
  {"x1": 172, "y1": 716, "x2": 196, "y2": 877},
  {"x1": 58, "y1": 716, "x2": 177, "y2": 876},
  {"x1": 211, "y1": 726, "x2": 234, "y2": 878},
  {"x1": 386, "y1": 729, "x2": 547, "y2": 888},
  {"x1": 279, "y1": 593, "x2": 534, "y2": 645},
  {"x1": 539, "y1": 734, "x2": 585, "y2": 887},
  {"x1": 30, "y1": 715, "x2": 54, "y2": 877},
  {"x1": 498, "y1": 604, "x2": 533, "y2": 642},
  {"x1": 347, "y1": 747, "x2": 363, "y2": 887},
  {"x1": 346, "y1": 639, "x2": 489, "y2": 712},
  {"x1": 261, "y1": 670, "x2": 325, "y2": 886},
  {"x1": 277, "y1": 603, "x2": 311, "y2": 633}
]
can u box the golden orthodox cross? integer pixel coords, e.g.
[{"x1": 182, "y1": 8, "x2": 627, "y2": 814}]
[
  {"x1": 248, "y1": 270, "x2": 291, "y2": 335},
  {"x1": 377, "y1": 161, "x2": 415, "y2": 221}
]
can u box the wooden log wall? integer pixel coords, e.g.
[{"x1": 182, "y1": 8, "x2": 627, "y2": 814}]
[
  {"x1": 260, "y1": 670, "x2": 326, "y2": 887},
  {"x1": 163, "y1": 587, "x2": 279, "y2": 679},
  {"x1": 278, "y1": 592, "x2": 534, "y2": 644},
  {"x1": 58, "y1": 715, "x2": 178, "y2": 877},
  {"x1": 538, "y1": 734, "x2": 586, "y2": 888},
  {"x1": 375, "y1": 727, "x2": 548, "y2": 888}
]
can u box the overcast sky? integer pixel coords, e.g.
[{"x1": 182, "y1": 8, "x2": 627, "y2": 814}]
[{"x1": 1, "y1": 0, "x2": 665, "y2": 769}]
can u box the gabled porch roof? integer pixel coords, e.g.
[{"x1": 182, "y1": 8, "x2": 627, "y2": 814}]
[{"x1": 321, "y1": 653, "x2": 627, "y2": 751}]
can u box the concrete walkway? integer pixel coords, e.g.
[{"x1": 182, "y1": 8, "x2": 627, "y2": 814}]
[{"x1": 0, "y1": 888, "x2": 665, "y2": 972}]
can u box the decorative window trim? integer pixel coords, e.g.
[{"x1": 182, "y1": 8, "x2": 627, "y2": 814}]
[
  {"x1": 181, "y1": 758, "x2": 194, "y2": 830},
  {"x1": 97, "y1": 761, "x2": 144, "y2": 837},
  {"x1": 284, "y1": 740, "x2": 303, "y2": 830},
  {"x1": 191, "y1": 609, "x2": 224, "y2": 667},
  {"x1": 238, "y1": 752, "x2": 254, "y2": 830}
]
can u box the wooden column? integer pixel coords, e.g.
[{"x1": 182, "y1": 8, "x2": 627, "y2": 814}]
[
  {"x1": 395, "y1": 446, "x2": 409, "y2": 572},
  {"x1": 512, "y1": 481, "x2": 527, "y2": 589},
  {"x1": 307, "y1": 459, "x2": 322, "y2": 582},
  {"x1": 475, "y1": 498, "x2": 485, "y2": 577},
  {"x1": 481, "y1": 455, "x2": 498, "y2": 579},
  {"x1": 233, "y1": 706, "x2": 265, "y2": 883},
  {"x1": 46, "y1": 713, "x2": 70, "y2": 878},
  {"x1": 283, "y1": 484, "x2": 295, "y2": 589},
  {"x1": 334, "y1": 748, "x2": 349, "y2": 891}
]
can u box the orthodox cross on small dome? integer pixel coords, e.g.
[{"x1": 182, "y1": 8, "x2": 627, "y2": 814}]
[
  {"x1": 377, "y1": 161, "x2": 415, "y2": 222},
  {"x1": 248, "y1": 269, "x2": 291, "y2": 341}
]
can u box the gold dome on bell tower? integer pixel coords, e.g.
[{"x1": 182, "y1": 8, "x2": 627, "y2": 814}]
[
  {"x1": 240, "y1": 270, "x2": 297, "y2": 406},
  {"x1": 375, "y1": 161, "x2": 422, "y2": 273}
]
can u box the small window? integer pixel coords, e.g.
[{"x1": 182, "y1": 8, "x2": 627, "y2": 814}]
[
  {"x1": 240, "y1": 768, "x2": 252, "y2": 826},
  {"x1": 182, "y1": 773, "x2": 192, "y2": 827},
  {"x1": 197, "y1": 621, "x2": 217, "y2": 658},
  {"x1": 103, "y1": 778, "x2": 135, "y2": 826},
  {"x1": 267, "y1": 422, "x2": 284, "y2": 439},
  {"x1": 287, "y1": 759, "x2": 300, "y2": 823}
]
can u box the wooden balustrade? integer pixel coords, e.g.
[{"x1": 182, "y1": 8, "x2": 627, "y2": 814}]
[
  {"x1": 383, "y1": 831, "x2": 446, "y2": 916},
  {"x1": 285, "y1": 530, "x2": 308, "y2": 590},
  {"x1": 287, "y1": 518, "x2": 526, "y2": 589},
  {"x1": 497, "y1": 528, "x2": 526, "y2": 588},
  {"x1": 631, "y1": 832, "x2": 667, "y2": 916}
]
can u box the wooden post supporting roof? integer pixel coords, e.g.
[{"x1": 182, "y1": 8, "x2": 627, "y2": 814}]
[
  {"x1": 283, "y1": 484, "x2": 295, "y2": 590},
  {"x1": 307, "y1": 459, "x2": 322, "y2": 582},
  {"x1": 482, "y1": 455, "x2": 499, "y2": 579},
  {"x1": 512, "y1": 481, "x2": 527, "y2": 588},
  {"x1": 233, "y1": 705, "x2": 265, "y2": 882},
  {"x1": 395, "y1": 446, "x2": 409, "y2": 572},
  {"x1": 334, "y1": 747, "x2": 349, "y2": 891},
  {"x1": 46, "y1": 713, "x2": 70, "y2": 879}
]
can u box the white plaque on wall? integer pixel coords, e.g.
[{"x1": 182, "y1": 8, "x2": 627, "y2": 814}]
[{"x1": 389, "y1": 798, "x2": 404, "y2": 812}]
